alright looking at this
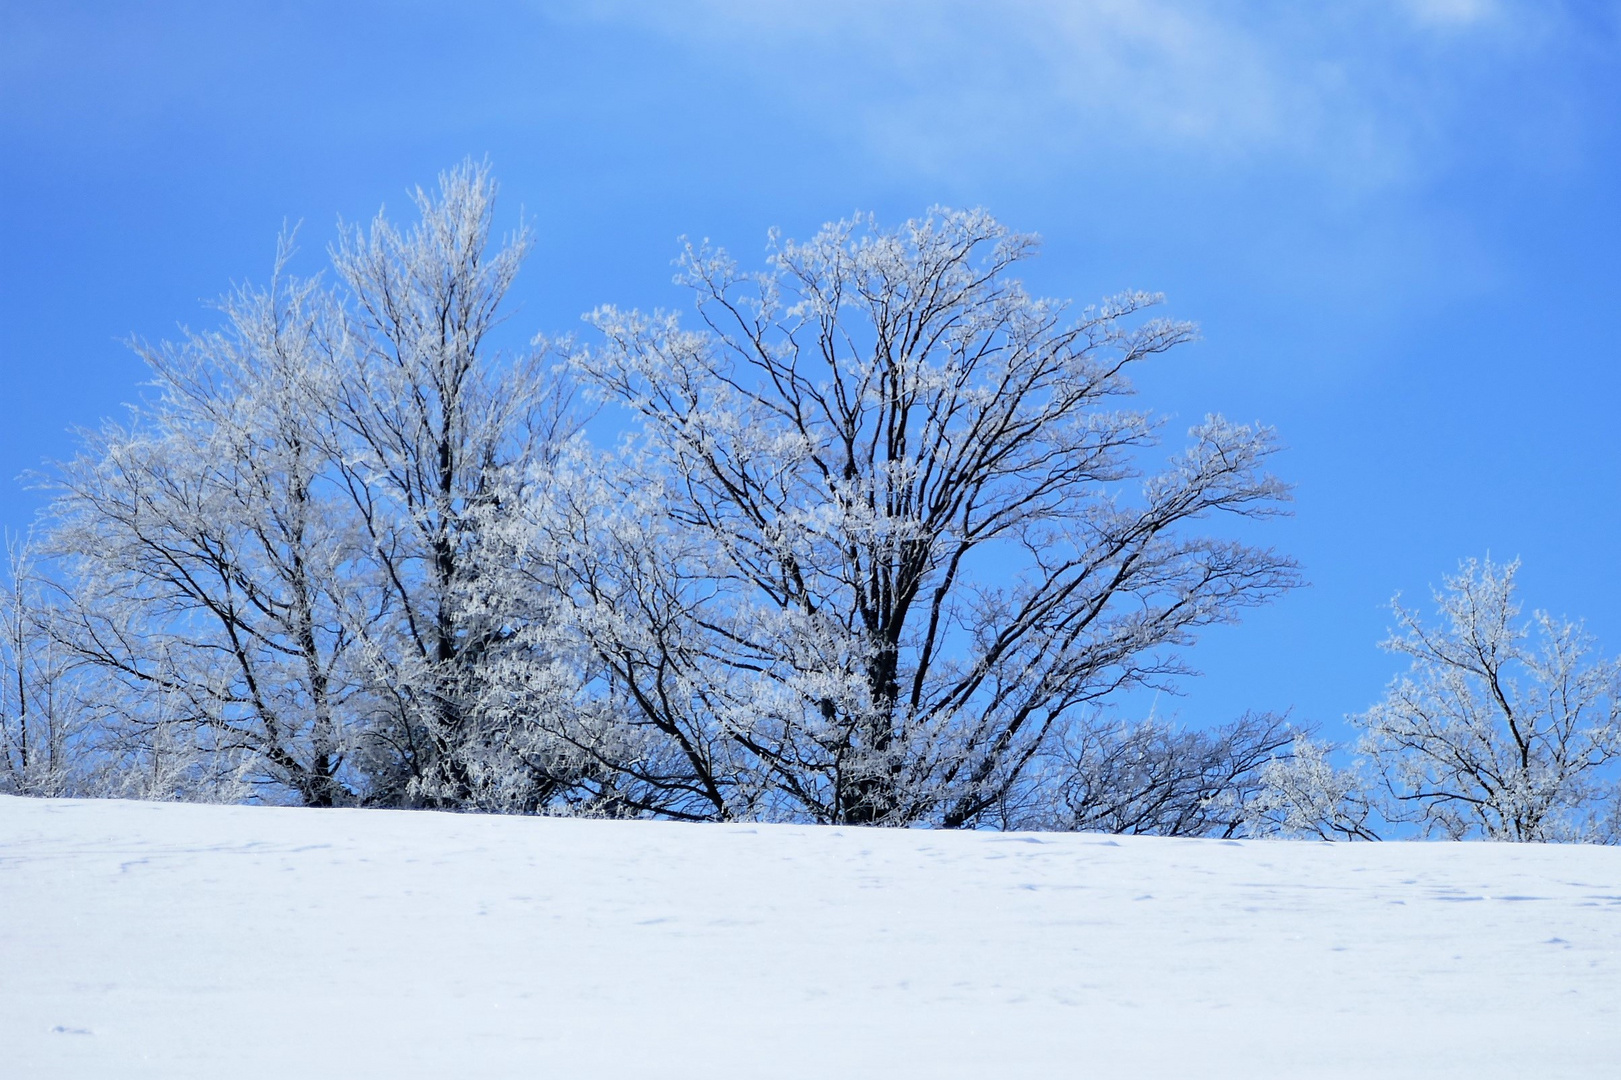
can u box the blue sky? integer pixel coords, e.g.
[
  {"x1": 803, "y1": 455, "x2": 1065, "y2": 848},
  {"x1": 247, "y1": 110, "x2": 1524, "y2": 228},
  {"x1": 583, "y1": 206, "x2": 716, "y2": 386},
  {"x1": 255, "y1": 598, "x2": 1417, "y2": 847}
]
[{"x1": 3, "y1": 0, "x2": 1619, "y2": 741}]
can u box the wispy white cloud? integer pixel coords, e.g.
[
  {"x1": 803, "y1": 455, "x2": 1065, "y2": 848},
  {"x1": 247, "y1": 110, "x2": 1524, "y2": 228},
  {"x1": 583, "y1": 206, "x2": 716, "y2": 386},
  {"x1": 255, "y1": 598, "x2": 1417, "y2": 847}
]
[
  {"x1": 566, "y1": 0, "x2": 1579, "y2": 191},
  {"x1": 1399, "y1": 0, "x2": 1503, "y2": 28}
]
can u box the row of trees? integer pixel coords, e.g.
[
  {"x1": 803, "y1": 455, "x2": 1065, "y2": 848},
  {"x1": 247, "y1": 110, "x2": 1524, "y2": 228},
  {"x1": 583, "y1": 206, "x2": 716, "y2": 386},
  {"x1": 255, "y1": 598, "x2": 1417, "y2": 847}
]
[{"x1": 3, "y1": 162, "x2": 1617, "y2": 839}]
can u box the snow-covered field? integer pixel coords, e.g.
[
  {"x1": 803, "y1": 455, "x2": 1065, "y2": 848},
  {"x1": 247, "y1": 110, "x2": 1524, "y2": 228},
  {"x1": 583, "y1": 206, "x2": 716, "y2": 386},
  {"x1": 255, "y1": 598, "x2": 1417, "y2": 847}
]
[{"x1": 3, "y1": 796, "x2": 1618, "y2": 1078}]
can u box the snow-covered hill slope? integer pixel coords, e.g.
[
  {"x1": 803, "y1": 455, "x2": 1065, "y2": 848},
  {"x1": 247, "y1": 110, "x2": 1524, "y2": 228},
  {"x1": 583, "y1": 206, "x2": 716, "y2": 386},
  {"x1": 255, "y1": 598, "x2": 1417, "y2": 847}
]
[{"x1": 3, "y1": 796, "x2": 1618, "y2": 1079}]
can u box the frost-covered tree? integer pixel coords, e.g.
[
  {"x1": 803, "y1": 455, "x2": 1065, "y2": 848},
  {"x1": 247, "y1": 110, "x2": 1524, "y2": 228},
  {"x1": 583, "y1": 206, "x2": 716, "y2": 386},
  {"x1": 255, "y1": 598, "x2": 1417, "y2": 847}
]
[
  {"x1": 1355, "y1": 557, "x2": 1621, "y2": 842},
  {"x1": 44, "y1": 251, "x2": 369, "y2": 806},
  {"x1": 531, "y1": 209, "x2": 1298, "y2": 826},
  {"x1": 1244, "y1": 735, "x2": 1380, "y2": 840},
  {"x1": 0, "y1": 538, "x2": 94, "y2": 796},
  {"x1": 40, "y1": 162, "x2": 579, "y2": 810},
  {"x1": 323, "y1": 159, "x2": 576, "y2": 808}
]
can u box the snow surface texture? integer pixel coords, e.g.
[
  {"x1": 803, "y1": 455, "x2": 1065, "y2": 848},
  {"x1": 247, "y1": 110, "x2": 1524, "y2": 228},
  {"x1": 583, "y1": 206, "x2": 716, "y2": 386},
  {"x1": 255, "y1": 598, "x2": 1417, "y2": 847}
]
[{"x1": 3, "y1": 796, "x2": 1618, "y2": 1079}]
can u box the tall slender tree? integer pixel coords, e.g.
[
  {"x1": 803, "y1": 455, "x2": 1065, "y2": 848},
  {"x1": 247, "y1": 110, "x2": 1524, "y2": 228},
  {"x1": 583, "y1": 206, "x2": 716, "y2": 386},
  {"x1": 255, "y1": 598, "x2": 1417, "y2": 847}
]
[{"x1": 324, "y1": 159, "x2": 575, "y2": 808}]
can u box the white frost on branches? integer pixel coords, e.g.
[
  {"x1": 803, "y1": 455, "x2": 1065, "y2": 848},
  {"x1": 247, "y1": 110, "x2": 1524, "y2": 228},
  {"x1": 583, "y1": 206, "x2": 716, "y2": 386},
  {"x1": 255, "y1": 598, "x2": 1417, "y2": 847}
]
[
  {"x1": 14, "y1": 165, "x2": 1620, "y2": 842},
  {"x1": 14, "y1": 170, "x2": 1327, "y2": 832},
  {"x1": 1354, "y1": 557, "x2": 1621, "y2": 842},
  {"x1": 37, "y1": 162, "x2": 579, "y2": 809},
  {"x1": 1245, "y1": 735, "x2": 1380, "y2": 840},
  {"x1": 524, "y1": 208, "x2": 1299, "y2": 826}
]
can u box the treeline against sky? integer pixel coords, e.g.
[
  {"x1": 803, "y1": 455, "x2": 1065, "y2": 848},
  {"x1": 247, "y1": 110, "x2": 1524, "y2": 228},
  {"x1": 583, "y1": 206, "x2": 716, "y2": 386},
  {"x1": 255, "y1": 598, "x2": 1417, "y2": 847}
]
[{"x1": 3, "y1": 163, "x2": 1616, "y2": 841}]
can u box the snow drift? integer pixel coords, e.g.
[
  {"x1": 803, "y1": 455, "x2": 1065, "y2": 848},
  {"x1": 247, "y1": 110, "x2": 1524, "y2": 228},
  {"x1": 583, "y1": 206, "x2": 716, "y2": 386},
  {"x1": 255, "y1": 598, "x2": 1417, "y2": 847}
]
[{"x1": 3, "y1": 795, "x2": 1618, "y2": 1078}]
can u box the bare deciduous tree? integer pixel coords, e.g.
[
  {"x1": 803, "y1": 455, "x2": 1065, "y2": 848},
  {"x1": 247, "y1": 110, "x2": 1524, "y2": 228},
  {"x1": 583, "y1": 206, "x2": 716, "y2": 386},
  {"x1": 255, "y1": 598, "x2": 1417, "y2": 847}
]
[
  {"x1": 536, "y1": 208, "x2": 1297, "y2": 826},
  {"x1": 324, "y1": 159, "x2": 577, "y2": 809},
  {"x1": 39, "y1": 162, "x2": 581, "y2": 811},
  {"x1": 1355, "y1": 557, "x2": 1621, "y2": 841},
  {"x1": 1244, "y1": 735, "x2": 1380, "y2": 840},
  {"x1": 44, "y1": 251, "x2": 368, "y2": 806},
  {"x1": 1, "y1": 538, "x2": 94, "y2": 796}
]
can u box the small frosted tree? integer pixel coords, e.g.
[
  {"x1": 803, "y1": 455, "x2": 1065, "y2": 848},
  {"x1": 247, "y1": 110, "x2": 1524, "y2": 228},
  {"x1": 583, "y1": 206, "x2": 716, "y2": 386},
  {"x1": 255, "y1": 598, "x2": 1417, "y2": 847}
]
[
  {"x1": 1355, "y1": 557, "x2": 1621, "y2": 842},
  {"x1": 0, "y1": 538, "x2": 93, "y2": 797},
  {"x1": 1244, "y1": 735, "x2": 1379, "y2": 840}
]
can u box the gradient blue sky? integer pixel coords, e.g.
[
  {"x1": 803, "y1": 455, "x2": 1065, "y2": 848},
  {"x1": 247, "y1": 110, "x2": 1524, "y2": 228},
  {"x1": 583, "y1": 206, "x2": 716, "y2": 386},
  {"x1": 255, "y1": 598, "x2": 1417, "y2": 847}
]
[{"x1": 3, "y1": 0, "x2": 1619, "y2": 740}]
